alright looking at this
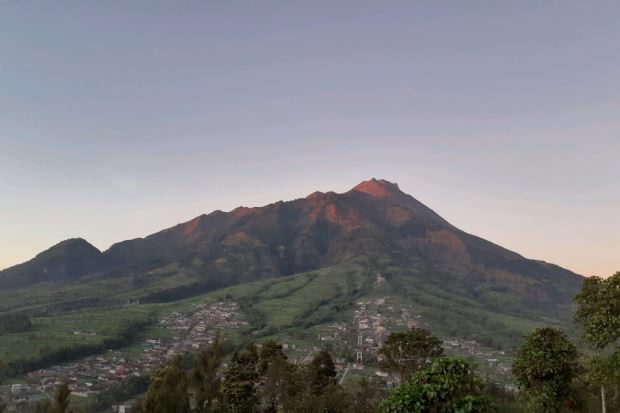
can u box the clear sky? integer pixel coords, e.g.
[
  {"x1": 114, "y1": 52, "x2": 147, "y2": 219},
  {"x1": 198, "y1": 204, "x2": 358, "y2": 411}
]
[{"x1": 1, "y1": 2, "x2": 618, "y2": 277}]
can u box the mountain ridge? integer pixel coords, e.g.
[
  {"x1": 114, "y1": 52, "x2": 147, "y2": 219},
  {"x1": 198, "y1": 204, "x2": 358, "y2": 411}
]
[{"x1": 0, "y1": 179, "x2": 582, "y2": 313}]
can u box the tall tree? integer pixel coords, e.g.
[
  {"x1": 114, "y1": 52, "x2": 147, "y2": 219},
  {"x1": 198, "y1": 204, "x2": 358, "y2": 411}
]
[
  {"x1": 573, "y1": 272, "x2": 620, "y2": 413},
  {"x1": 191, "y1": 334, "x2": 226, "y2": 412},
  {"x1": 309, "y1": 349, "x2": 337, "y2": 394},
  {"x1": 378, "y1": 327, "x2": 443, "y2": 382},
  {"x1": 512, "y1": 328, "x2": 581, "y2": 413},
  {"x1": 143, "y1": 357, "x2": 191, "y2": 413},
  {"x1": 261, "y1": 357, "x2": 298, "y2": 413},
  {"x1": 257, "y1": 340, "x2": 295, "y2": 412},
  {"x1": 222, "y1": 345, "x2": 259, "y2": 413},
  {"x1": 258, "y1": 340, "x2": 287, "y2": 375},
  {"x1": 43, "y1": 381, "x2": 72, "y2": 413},
  {"x1": 380, "y1": 357, "x2": 491, "y2": 413}
]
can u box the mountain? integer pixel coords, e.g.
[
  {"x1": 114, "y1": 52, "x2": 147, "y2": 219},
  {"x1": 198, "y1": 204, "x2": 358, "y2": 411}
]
[
  {"x1": 0, "y1": 238, "x2": 104, "y2": 289},
  {"x1": 0, "y1": 179, "x2": 582, "y2": 314}
]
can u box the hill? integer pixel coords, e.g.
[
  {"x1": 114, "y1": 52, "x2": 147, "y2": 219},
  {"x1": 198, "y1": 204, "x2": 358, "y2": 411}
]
[{"x1": 0, "y1": 238, "x2": 104, "y2": 289}]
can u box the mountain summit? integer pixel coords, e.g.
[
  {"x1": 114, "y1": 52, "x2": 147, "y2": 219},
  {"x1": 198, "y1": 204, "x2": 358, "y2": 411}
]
[
  {"x1": 0, "y1": 179, "x2": 582, "y2": 316},
  {"x1": 351, "y1": 178, "x2": 404, "y2": 197}
]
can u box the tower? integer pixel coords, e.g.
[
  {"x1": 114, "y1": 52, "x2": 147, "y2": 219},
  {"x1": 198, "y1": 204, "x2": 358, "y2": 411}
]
[
  {"x1": 356, "y1": 333, "x2": 364, "y2": 368},
  {"x1": 356, "y1": 350, "x2": 363, "y2": 366}
]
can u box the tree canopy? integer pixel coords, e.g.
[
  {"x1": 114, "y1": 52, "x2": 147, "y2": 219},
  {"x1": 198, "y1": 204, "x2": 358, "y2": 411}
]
[
  {"x1": 380, "y1": 357, "x2": 491, "y2": 413},
  {"x1": 512, "y1": 327, "x2": 581, "y2": 413},
  {"x1": 574, "y1": 272, "x2": 620, "y2": 350},
  {"x1": 378, "y1": 327, "x2": 444, "y2": 382}
]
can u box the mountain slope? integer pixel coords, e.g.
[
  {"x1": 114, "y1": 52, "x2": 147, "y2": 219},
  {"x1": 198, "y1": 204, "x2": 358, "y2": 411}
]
[
  {"x1": 0, "y1": 238, "x2": 104, "y2": 289},
  {"x1": 0, "y1": 179, "x2": 582, "y2": 315}
]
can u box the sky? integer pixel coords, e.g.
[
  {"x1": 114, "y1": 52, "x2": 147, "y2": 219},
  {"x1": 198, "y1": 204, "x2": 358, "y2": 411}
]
[{"x1": 0, "y1": 1, "x2": 618, "y2": 277}]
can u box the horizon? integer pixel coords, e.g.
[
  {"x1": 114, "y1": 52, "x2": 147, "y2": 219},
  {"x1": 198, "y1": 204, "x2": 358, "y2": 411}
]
[{"x1": 1, "y1": 2, "x2": 619, "y2": 278}]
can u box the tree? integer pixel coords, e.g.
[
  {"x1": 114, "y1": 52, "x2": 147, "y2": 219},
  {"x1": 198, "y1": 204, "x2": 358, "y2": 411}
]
[
  {"x1": 512, "y1": 328, "x2": 581, "y2": 413},
  {"x1": 222, "y1": 345, "x2": 259, "y2": 413},
  {"x1": 42, "y1": 381, "x2": 72, "y2": 413},
  {"x1": 344, "y1": 377, "x2": 384, "y2": 413},
  {"x1": 294, "y1": 384, "x2": 349, "y2": 413},
  {"x1": 380, "y1": 357, "x2": 491, "y2": 413},
  {"x1": 192, "y1": 334, "x2": 226, "y2": 412},
  {"x1": 260, "y1": 357, "x2": 298, "y2": 413},
  {"x1": 379, "y1": 327, "x2": 443, "y2": 382},
  {"x1": 309, "y1": 349, "x2": 337, "y2": 394},
  {"x1": 258, "y1": 340, "x2": 287, "y2": 375},
  {"x1": 574, "y1": 272, "x2": 620, "y2": 413},
  {"x1": 143, "y1": 357, "x2": 191, "y2": 413}
]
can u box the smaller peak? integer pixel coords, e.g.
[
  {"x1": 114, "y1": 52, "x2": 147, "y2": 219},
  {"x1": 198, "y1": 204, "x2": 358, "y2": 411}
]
[
  {"x1": 306, "y1": 190, "x2": 337, "y2": 201},
  {"x1": 351, "y1": 178, "x2": 402, "y2": 197},
  {"x1": 306, "y1": 191, "x2": 336, "y2": 201},
  {"x1": 306, "y1": 191, "x2": 324, "y2": 200},
  {"x1": 54, "y1": 238, "x2": 95, "y2": 248},
  {"x1": 35, "y1": 238, "x2": 101, "y2": 258}
]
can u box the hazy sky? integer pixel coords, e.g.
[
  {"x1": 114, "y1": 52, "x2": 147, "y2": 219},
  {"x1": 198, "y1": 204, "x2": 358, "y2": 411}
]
[{"x1": 1, "y1": 2, "x2": 618, "y2": 277}]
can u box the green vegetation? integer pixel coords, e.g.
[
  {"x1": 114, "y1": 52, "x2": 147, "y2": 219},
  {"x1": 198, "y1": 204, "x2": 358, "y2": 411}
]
[
  {"x1": 378, "y1": 327, "x2": 443, "y2": 382},
  {"x1": 0, "y1": 306, "x2": 156, "y2": 375},
  {"x1": 0, "y1": 313, "x2": 32, "y2": 334},
  {"x1": 0, "y1": 262, "x2": 574, "y2": 381},
  {"x1": 141, "y1": 358, "x2": 191, "y2": 413},
  {"x1": 135, "y1": 338, "x2": 383, "y2": 413},
  {"x1": 573, "y1": 272, "x2": 620, "y2": 413},
  {"x1": 380, "y1": 357, "x2": 491, "y2": 413},
  {"x1": 512, "y1": 328, "x2": 581, "y2": 412}
]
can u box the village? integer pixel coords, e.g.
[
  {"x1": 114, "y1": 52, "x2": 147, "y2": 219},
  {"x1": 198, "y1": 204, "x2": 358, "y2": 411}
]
[
  {"x1": 0, "y1": 301, "x2": 247, "y2": 412},
  {"x1": 308, "y1": 295, "x2": 514, "y2": 387},
  {"x1": 0, "y1": 296, "x2": 515, "y2": 412}
]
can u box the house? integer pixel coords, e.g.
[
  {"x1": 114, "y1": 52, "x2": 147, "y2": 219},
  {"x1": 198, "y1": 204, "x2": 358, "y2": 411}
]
[{"x1": 113, "y1": 398, "x2": 138, "y2": 413}]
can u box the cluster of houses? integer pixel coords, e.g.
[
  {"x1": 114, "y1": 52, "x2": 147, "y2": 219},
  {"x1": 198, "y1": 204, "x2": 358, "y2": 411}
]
[
  {"x1": 442, "y1": 338, "x2": 513, "y2": 382},
  {"x1": 0, "y1": 384, "x2": 51, "y2": 412},
  {"x1": 0, "y1": 301, "x2": 247, "y2": 412},
  {"x1": 352, "y1": 298, "x2": 419, "y2": 365},
  {"x1": 158, "y1": 301, "x2": 249, "y2": 352}
]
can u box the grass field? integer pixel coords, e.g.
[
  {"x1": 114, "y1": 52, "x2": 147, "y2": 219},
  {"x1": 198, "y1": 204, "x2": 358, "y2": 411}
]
[{"x1": 0, "y1": 306, "x2": 158, "y2": 364}]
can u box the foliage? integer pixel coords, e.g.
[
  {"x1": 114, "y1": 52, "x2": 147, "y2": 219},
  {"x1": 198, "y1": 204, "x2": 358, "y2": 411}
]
[
  {"x1": 191, "y1": 334, "x2": 226, "y2": 412},
  {"x1": 0, "y1": 313, "x2": 32, "y2": 334},
  {"x1": 512, "y1": 328, "x2": 581, "y2": 413},
  {"x1": 90, "y1": 375, "x2": 150, "y2": 412},
  {"x1": 222, "y1": 345, "x2": 259, "y2": 413},
  {"x1": 142, "y1": 357, "x2": 191, "y2": 413},
  {"x1": 258, "y1": 340, "x2": 287, "y2": 374},
  {"x1": 573, "y1": 272, "x2": 620, "y2": 413},
  {"x1": 260, "y1": 357, "x2": 298, "y2": 413},
  {"x1": 38, "y1": 381, "x2": 72, "y2": 413},
  {"x1": 309, "y1": 349, "x2": 337, "y2": 394},
  {"x1": 134, "y1": 339, "x2": 388, "y2": 413},
  {"x1": 344, "y1": 377, "x2": 385, "y2": 413},
  {"x1": 379, "y1": 327, "x2": 444, "y2": 382},
  {"x1": 291, "y1": 384, "x2": 350, "y2": 413},
  {"x1": 573, "y1": 272, "x2": 620, "y2": 350},
  {"x1": 3, "y1": 318, "x2": 152, "y2": 377},
  {"x1": 380, "y1": 357, "x2": 491, "y2": 413}
]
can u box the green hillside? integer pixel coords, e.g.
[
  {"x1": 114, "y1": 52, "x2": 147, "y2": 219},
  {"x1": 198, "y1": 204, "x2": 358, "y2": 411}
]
[{"x1": 0, "y1": 261, "x2": 572, "y2": 380}]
